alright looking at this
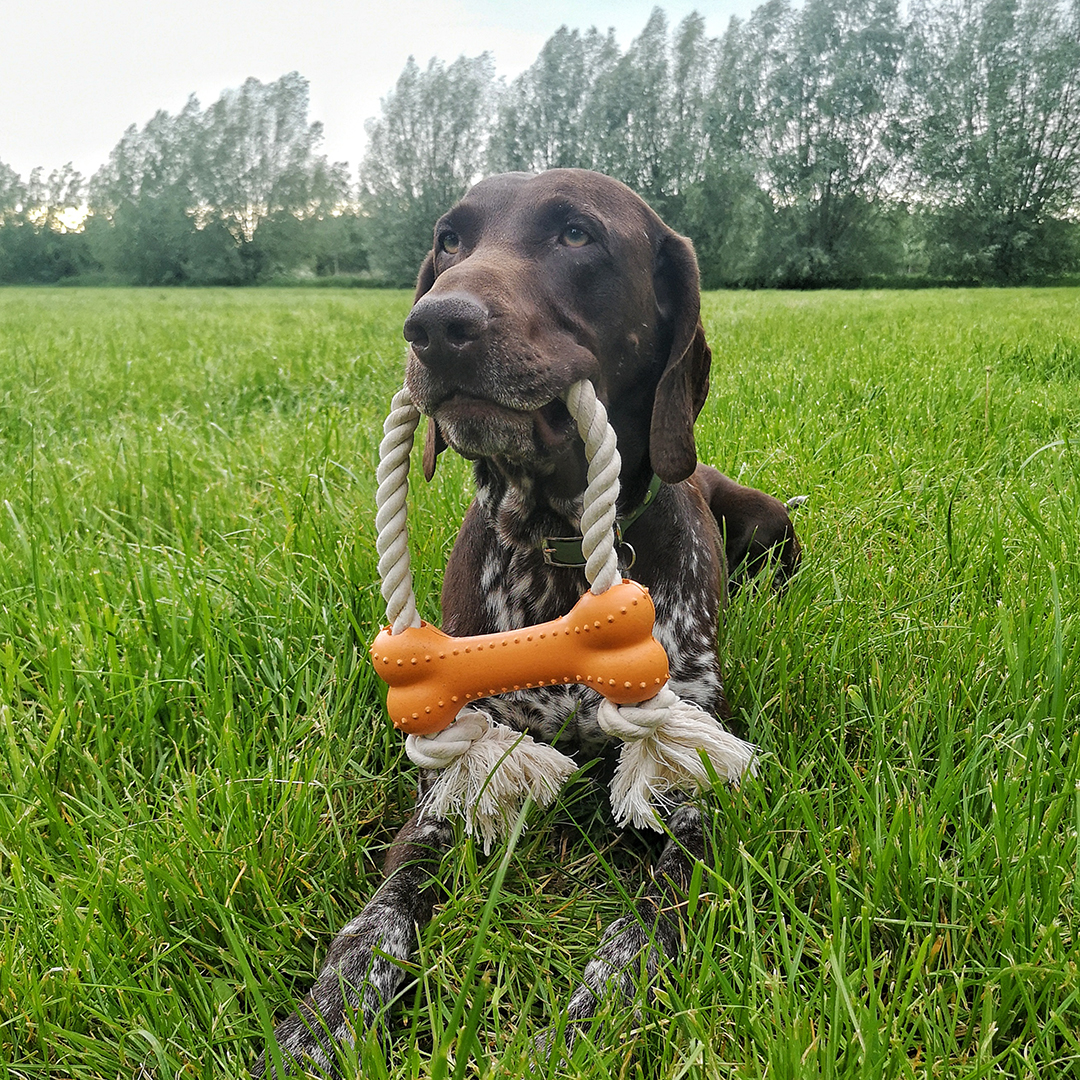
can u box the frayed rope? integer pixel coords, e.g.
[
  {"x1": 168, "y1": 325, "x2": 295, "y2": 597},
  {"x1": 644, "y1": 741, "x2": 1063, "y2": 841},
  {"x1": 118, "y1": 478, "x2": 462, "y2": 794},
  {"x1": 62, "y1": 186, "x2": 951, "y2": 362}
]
[
  {"x1": 406, "y1": 712, "x2": 577, "y2": 854},
  {"x1": 597, "y1": 687, "x2": 757, "y2": 829}
]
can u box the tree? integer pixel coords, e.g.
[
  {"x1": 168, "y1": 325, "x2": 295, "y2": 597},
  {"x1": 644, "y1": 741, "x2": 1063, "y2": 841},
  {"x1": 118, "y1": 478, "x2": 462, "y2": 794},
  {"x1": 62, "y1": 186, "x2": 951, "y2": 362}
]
[
  {"x1": 0, "y1": 161, "x2": 24, "y2": 218},
  {"x1": 488, "y1": 12, "x2": 718, "y2": 220},
  {"x1": 747, "y1": 0, "x2": 906, "y2": 285},
  {"x1": 618, "y1": 9, "x2": 675, "y2": 197},
  {"x1": 88, "y1": 99, "x2": 211, "y2": 283},
  {"x1": 665, "y1": 13, "x2": 718, "y2": 203},
  {"x1": 197, "y1": 73, "x2": 346, "y2": 250},
  {"x1": 566, "y1": 10, "x2": 678, "y2": 192},
  {"x1": 488, "y1": 26, "x2": 619, "y2": 173},
  {"x1": 5, "y1": 2, "x2": 1078, "y2": 288},
  {"x1": 0, "y1": 160, "x2": 95, "y2": 283},
  {"x1": 360, "y1": 54, "x2": 496, "y2": 285},
  {"x1": 87, "y1": 74, "x2": 350, "y2": 283},
  {"x1": 904, "y1": 0, "x2": 1080, "y2": 282},
  {"x1": 0, "y1": 162, "x2": 27, "y2": 281},
  {"x1": 676, "y1": 12, "x2": 779, "y2": 287},
  {"x1": 307, "y1": 211, "x2": 369, "y2": 277}
]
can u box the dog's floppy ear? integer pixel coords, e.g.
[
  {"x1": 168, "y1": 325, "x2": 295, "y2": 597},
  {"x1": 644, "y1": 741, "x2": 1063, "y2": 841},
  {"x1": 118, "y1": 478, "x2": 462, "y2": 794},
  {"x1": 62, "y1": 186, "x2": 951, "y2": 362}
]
[
  {"x1": 411, "y1": 250, "x2": 446, "y2": 480},
  {"x1": 649, "y1": 231, "x2": 711, "y2": 484},
  {"x1": 414, "y1": 251, "x2": 436, "y2": 300},
  {"x1": 422, "y1": 418, "x2": 446, "y2": 481}
]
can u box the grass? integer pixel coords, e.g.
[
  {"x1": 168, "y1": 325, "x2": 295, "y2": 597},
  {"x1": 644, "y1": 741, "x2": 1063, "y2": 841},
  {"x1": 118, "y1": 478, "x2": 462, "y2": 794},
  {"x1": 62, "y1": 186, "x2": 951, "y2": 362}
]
[{"x1": 0, "y1": 285, "x2": 1078, "y2": 1078}]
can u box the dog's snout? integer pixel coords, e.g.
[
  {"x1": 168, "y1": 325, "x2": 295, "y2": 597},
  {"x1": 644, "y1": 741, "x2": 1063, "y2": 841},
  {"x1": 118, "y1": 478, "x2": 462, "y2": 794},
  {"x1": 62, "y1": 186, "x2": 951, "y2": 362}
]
[{"x1": 404, "y1": 293, "x2": 489, "y2": 368}]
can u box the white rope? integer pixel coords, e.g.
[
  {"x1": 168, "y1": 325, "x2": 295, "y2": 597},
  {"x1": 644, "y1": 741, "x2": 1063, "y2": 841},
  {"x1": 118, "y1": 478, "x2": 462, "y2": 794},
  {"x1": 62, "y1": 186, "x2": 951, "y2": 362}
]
[
  {"x1": 406, "y1": 710, "x2": 578, "y2": 854},
  {"x1": 564, "y1": 380, "x2": 621, "y2": 594},
  {"x1": 405, "y1": 713, "x2": 491, "y2": 768},
  {"x1": 597, "y1": 688, "x2": 758, "y2": 829},
  {"x1": 373, "y1": 378, "x2": 755, "y2": 844},
  {"x1": 375, "y1": 386, "x2": 422, "y2": 634}
]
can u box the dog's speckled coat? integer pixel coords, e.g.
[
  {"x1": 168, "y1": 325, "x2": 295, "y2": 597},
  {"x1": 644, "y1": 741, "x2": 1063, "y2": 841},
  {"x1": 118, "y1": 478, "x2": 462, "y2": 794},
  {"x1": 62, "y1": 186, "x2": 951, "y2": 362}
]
[{"x1": 255, "y1": 170, "x2": 800, "y2": 1075}]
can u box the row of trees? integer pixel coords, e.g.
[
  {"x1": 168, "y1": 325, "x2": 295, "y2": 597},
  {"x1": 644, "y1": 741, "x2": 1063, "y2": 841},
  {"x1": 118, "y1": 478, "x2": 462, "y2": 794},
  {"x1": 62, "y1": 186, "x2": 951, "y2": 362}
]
[
  {"x1": 363, "y1": 0, "x2": 1080, "y2": 287},
  {"x1": 0, "y1": 74, "x2": 367, "y2": 285},
  {"x1": 3, "y1": 0, "x2": 1080, "y2": 288}
]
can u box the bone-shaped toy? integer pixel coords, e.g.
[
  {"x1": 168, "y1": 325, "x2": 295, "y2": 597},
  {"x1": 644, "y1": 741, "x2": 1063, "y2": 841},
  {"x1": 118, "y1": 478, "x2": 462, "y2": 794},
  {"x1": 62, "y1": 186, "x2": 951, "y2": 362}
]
[{"x1": 370, "y1": 579, "x2": 670, "y2": 735}]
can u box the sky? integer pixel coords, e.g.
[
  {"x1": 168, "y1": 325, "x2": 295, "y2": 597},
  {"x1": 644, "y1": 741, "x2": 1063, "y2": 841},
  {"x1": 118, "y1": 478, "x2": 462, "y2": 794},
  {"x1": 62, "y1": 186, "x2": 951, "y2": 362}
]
[{"x1": 3, "y1": 0, "x2": 758, "y2": 184}]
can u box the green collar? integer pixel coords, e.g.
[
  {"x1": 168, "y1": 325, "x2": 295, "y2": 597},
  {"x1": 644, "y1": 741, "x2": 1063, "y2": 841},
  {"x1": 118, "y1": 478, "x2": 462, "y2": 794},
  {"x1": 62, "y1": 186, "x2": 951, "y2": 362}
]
[{"x1": 541, "y1": 474, "x2": 662, "y2": 569}]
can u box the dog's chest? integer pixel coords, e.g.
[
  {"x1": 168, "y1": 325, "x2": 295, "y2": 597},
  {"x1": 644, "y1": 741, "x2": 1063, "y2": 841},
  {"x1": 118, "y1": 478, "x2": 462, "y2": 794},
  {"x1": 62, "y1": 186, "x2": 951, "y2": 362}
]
[
  {"x1": 474, "y1": 541, "x2": 612, "y2": 757},
  {"x1": 467, "y1": 527, "x2": 723, "y2": 758}
]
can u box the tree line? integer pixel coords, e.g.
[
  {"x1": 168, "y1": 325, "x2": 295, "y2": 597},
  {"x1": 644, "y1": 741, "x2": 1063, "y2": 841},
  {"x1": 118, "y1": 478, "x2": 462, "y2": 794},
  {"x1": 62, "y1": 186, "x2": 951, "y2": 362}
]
[
  {"x1": 3, "y1": 0, "x2": 1079, "y2": 289},
  {"x1": 0, "y1": 73, "x2": 365, "y2": 286}
]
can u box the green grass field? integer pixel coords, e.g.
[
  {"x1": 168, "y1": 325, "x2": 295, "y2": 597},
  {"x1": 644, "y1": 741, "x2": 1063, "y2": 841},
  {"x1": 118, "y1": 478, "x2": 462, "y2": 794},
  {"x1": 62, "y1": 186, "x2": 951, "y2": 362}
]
[{"x1": 1, "y1": 286, "x2": 1078, "y2": 1079}]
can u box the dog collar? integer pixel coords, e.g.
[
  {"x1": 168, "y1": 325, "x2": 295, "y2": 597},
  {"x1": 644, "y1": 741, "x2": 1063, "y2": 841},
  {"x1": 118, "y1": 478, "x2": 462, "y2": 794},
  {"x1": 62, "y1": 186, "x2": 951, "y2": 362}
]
[{"x1": 542, "y1": 473, "x2": 662, "y2": 569}]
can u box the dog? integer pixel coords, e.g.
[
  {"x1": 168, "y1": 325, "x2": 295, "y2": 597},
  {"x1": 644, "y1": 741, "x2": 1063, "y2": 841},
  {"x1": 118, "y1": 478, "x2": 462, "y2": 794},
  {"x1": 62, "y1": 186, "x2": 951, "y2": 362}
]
[{"x1": 255, "y1": 169, "x2": 801, "y2": 1075}]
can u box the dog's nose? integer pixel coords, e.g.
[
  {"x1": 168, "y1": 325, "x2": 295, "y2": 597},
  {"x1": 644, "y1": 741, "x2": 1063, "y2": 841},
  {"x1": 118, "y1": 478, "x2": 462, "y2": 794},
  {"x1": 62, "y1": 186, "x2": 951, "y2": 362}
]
[{"x1": 403, "y1": 293, "x2": 489, "y2": 368}]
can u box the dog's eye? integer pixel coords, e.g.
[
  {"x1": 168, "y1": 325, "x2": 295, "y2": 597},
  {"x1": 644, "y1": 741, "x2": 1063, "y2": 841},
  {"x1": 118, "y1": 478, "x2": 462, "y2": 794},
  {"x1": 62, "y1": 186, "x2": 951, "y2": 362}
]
[
  {"x1": 560, "y1": 225, "x2": 591, "y2": 248},
  {"x1": 439, "y1": 232, "x2": 461, "y2": 255}
]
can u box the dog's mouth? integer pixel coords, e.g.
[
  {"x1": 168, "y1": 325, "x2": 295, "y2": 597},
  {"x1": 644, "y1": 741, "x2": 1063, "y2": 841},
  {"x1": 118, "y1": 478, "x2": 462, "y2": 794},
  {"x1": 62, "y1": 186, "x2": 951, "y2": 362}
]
[
  {"x1": 531, "y1": 398, "x2": 576, "y2": 448},
  {"x1": 432, "y1": 392, "x2": 576, "y2": 461}
]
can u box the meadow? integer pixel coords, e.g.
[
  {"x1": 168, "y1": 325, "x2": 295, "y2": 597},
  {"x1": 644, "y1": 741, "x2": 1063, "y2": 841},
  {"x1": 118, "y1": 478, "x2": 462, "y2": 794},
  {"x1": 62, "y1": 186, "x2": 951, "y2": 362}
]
[{"x1": 0, "y1": 285, "x2": 1078, "y2": 1079}]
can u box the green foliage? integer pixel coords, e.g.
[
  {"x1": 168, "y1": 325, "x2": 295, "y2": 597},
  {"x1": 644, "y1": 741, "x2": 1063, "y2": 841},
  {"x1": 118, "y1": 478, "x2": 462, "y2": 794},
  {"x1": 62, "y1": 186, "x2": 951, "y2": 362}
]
[
  {"x1": 0, "y1": 161, "x2": 98, "y2": 283},
  {"x1": 743, "y1": 0, "x2": 907, "y2": 285},
  {"x1": 359, "y1": 54, "x2": 497, "y2": 287},
  {"x1": 472, "y1": 0, "x2": 1080, "y2": 287},
  {"x1": 81, "y1": 74, "x2": 359, "y2": 285},
  {"x1": 487, "y1": 26, "x2": 621, "y2": 174},
  {"x1": 679, "y1": 166, "x2": 772, "y2": 289},
  {"x1": 1, "y1": 286, "x2": 1078, "y2": 1077},
  {"x1": 3, "y1": 2, "x2": 1080, "y2": 287},
  {"x1": 904, "y1": 0, "x2": 1080, "y2": 283}
]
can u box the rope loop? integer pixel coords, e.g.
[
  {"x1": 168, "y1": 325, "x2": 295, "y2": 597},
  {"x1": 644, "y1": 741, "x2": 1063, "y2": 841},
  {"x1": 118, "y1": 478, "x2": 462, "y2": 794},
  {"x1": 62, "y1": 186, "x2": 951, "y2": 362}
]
[
  {"x1": 405, "y1": 712, "x2": 490, "y2": 768},
  {"x1": 375, "y1": 386, "x2": 422, "y2": 634},
  {"x1": 374, "y1": 379, "x2": 625, "y2": 632}
]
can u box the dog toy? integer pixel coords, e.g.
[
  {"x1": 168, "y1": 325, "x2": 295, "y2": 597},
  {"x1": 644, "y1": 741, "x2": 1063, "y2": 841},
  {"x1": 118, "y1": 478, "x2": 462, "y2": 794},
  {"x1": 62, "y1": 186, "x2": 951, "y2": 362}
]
[
  {"x1": 373, "y1": 380, "x2": 756, "y2": 850},
  {"x1": 371, "y1": 580, "x2": 669, "y2": 735}
]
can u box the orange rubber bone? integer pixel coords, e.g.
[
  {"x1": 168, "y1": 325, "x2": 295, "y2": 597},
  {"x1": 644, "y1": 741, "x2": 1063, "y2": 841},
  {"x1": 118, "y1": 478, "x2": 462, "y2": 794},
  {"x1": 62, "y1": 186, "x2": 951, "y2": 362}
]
[{"x1": 371, "y1": 579, "x2": 670, "y2": 735}]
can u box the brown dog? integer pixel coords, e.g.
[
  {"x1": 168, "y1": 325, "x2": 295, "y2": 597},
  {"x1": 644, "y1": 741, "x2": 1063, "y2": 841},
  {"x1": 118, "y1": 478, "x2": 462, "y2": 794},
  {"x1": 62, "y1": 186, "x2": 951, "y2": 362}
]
[{"x1": 256, "y1": 169, "x2": 800, "y2": 1075}]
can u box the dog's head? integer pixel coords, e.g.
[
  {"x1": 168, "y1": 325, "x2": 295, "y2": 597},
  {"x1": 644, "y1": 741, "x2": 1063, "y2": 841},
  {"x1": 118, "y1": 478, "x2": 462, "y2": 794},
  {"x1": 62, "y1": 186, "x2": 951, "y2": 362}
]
[{"x1": 403, "y1": 170, "x2": 711, "y2": 490}]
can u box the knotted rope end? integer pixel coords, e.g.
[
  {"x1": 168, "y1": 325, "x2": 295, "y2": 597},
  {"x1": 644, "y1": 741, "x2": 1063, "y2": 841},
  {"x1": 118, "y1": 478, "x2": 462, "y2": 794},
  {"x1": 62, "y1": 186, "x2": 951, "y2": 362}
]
[
  {"x1": 407, "y1": 712, "x2": 578, "y2": 854},
  {"x1": 599, "y1": 688, "x2": 759, "y2": 830}
]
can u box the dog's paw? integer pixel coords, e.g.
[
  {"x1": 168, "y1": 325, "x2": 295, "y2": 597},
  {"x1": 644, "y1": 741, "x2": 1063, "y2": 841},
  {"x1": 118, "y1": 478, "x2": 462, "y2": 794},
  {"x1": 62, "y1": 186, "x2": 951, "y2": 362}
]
[
  {"x1": 530, "y1": 984, "x2": 595, "y2": 1071},
  {"x1": 253, "y1": 909, "x2": 412, "y2": 1078}
]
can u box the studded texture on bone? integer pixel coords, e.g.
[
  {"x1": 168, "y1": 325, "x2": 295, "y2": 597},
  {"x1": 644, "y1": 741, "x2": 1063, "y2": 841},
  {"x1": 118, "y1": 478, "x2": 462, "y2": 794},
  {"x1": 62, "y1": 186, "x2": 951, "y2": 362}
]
[{"x1": 370, "y1": 580, "x2": 670, "y2": 734}]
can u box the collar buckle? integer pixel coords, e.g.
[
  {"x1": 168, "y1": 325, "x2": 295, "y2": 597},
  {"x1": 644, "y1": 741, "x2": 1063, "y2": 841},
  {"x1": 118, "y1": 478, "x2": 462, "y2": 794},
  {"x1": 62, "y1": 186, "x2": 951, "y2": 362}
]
[
  {"x1": 542, "y1": 536, "x2": 587, "y2": 567},
  {"x1": 540, "y1": 474, "x2": 660, "y2": 570}
]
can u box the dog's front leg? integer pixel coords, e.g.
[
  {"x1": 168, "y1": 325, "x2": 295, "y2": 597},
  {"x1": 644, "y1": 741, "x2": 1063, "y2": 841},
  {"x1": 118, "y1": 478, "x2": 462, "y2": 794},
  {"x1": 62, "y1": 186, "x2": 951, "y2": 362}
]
[
  {"x1": 542, "y1": 800, "x2": 706, "y2": 1055},
  {"x1": 255, "y1": 786, "x2": 452, "y2": 1077}
]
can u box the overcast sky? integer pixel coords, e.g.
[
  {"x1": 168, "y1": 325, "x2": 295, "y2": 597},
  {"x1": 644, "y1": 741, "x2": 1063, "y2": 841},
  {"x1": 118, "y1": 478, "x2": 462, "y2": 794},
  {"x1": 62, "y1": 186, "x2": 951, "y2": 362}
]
[{"x1": 3, "y1": 0, "x2": 757, "y2": 183}]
